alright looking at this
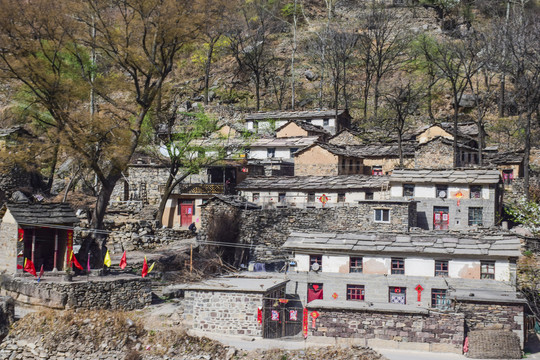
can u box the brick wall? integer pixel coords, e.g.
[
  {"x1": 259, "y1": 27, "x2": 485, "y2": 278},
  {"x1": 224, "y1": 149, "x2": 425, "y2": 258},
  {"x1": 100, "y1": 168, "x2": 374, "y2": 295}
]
[
  {"x1": 308, "y1": 307, "x2": 464, "y2": 350},
  {"x1": 183, "y1": 290, "x2": 263, "y2": 336},
  {"x1": 200, "y1": 199, "x2": 416, "y2": 262}
]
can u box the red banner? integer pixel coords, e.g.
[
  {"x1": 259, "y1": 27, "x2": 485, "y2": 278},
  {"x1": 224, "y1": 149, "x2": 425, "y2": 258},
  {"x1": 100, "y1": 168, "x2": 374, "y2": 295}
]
[
  {"x1": 66, "y1": 229, "x2": 73, "y2": 267},
  {"x1": 17, "y1": 228, "x2": 24, "y2": 242},
  {"x1": 302, "y1": 308, "x2": 308, "y2": 339}
]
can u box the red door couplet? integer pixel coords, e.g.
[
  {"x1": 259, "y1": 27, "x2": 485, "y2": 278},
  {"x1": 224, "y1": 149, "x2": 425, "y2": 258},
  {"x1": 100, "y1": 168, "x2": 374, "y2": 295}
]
[{"x1": 180, "y1": 201, "x2": 194, "y2": 227}]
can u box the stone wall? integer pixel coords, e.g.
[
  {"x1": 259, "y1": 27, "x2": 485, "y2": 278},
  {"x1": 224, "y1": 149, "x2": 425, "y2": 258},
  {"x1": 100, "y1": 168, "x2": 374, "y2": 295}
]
[
  {"x1": 200, "y1": 199, "x2": 416, "y2": 262},
  {"x1": 0, "y1": 274, "x2": 151, "y2": 310},
  {"x1": 183, "y1": 290, "x2": 263, "y2": 336},
  {"x1": 308, "y1": 307, "x2": 464, "y2": 352},
  {"x1": 110, "y1": 165, "x2": 170, "y2": 205},
  {"x1": 455, "y1": 301, "x2": 525, "y2": 346},
  {"x1": 415, "y1": 139, "x2": 453, "y2": 169},
  {"x1": 0, "y1": 297, "x2": 14, "y2": 342}
]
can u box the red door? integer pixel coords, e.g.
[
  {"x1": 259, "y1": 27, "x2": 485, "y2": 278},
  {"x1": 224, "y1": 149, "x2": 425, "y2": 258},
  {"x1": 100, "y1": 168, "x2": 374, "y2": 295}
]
[
  {"x1": 433, "y1": 207, "x2": 449, "y2": 230},
  {"x1": 180, "y1": 201, "x2": 194, "y2": 227}
]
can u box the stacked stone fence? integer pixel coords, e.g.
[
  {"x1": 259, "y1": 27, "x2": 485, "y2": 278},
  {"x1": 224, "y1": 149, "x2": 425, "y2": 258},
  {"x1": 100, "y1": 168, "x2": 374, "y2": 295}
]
[{"x1": 0, "y1": 275, "x2": 151, "y2": 311}]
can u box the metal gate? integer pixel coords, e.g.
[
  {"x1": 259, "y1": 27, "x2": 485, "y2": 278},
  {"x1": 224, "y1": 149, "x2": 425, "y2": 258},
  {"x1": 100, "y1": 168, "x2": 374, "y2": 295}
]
[{"x1": 262, "y1": 296, "x2": 303, "y2": 339}]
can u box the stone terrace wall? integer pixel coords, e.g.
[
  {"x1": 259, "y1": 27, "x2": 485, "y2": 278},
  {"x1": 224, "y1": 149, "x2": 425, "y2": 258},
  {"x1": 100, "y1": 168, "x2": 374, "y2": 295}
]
[
  {"x1": 455, "y1": 301, "x2": 525, "y2": 346},
  {"x1": 183, "y1": 290, "x2": 263, "y2": 336},
  {"x1": 0, "y1": 275, "x2": 151, "y2": 311},
  {"x1": 309, "y1": 308, "x2": 464, "y2": 352},
  {"x1": 200, "y1": 200, "x2": 415, "y2": 262}
]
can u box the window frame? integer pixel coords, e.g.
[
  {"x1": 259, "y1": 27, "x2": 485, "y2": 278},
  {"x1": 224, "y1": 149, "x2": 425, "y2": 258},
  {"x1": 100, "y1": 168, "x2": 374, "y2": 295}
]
[
  {"x1": 468, "y1": 207, "x2": 483, "y2": 226},
  {"x1": 434, "y1": 260, "x2": 449, "y2": 277},
  {"x1": 346, "y1": 284, "x2": 365, "y2": 301},
  {"x1": 323, "y1": 119, "x2": 329, "y2": 126},
  {"x1": 278, "y1": 193, "x2": 286, "y2": 203},
  {"x1": 431, "y1": 289, "x2": 448, "y2": 309},
  {"x1": 436, "y1": 184, "x2": 448, "y2": 198},
  {"x1": 374, "y1": 208, "x2": 390, "y2": 223},
  {"x1": 307, "y1": 193, "x2": 315, "y2": 202},
  {"x1": 252, "y1": 193, "x2": 260, "y2": 202},
  {"x1": 349, "y1": 257, "x2": 363, "y2": 273},
  {"x1": 389, "y1": 286, "x2": 407, "y2": 304},
  {"x1": 481, "y1": 261, "x2": 495, "y2": 279},
  {"x1": 290, "y1": 148, "x2": 299, "y2": 157},
  {"x1": 267, "y1": 147, "x2": 276, "y2": 158},
  {"x1": 365, "y1": 191, "x2": 374, "y2": 200},
  {"x1": 337, "y1": 193, "x2": 346, "y2": 202},
  {"x1": 391, "y1": 258, "x2": 405, "y2": 275},
  {"x1": 469, "y1": 185, "x2": 482, "y2": 199}
]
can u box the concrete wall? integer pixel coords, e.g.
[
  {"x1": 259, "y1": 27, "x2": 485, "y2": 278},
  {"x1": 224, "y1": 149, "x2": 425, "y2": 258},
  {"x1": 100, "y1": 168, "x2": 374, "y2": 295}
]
[
  {"x1": 391, "y1": 183, "x2": 499, "y2": 230},
  {"x1": 183, "y1": 290, "x2": 264, "y2": 336},
  {"x1": 294, "y1": 254, "x2": 513, "y2": 282},
  {"x1": 0, "y1": 210, "x2": 18, "y2": 274}
]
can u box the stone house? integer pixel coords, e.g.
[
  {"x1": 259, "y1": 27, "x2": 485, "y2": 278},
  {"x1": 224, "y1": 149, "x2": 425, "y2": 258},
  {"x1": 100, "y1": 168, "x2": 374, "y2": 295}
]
[
  {"x1": 293, "y1": 143, "x2": 364, "y2": 176},
  {"x1": 328, "y1": 128, "x2": 364, "y2": 146},
  {"x1": 246, "y1": 136, "x2": 319, "y2": 176},
  {"x1": 275, "y1": 121, "x2": 330, "y2": 141},
  {"x1": 0, "y1": 202, "x2": 79, "y2": 274},
  {"x1": 283, "y1": 231, "x2": 525, "y2": 351},
  {"x1": 415, "y1": 136, "x2": 481, "y2": 169},
  {"x1": 244, "y1": 109, "x2": 351, "y2": 136},
  {"x1": 236, "y1": 175, "x2": 390, "y2": 207},
  {"x1": 174, "y1": 276, "x2": 289, "y2": 337},
  {"x1": 389, "y1": 169, "x2": 503, "y2": 230},
  {"x1": 353, "y1": 143, "x2": 416, "y2": 175},
  {"x1": 485, "y1": 150, "x2": 524, "y2": 187}
]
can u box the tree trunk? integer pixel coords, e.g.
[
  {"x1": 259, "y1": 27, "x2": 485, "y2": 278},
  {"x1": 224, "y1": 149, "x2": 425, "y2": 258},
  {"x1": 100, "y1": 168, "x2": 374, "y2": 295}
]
[
  {"x1": 398, "y1": 128, "x2": 403, "y2": 168},
  {"x1": 524, "y1": 112, "x2": 531, "y2": 200},
  {"x1": 45, "y1": 143, "x2": 60, "y2": 194},
  {"x1": 156, "y1": 172, "x2": 176, "y2": 227},
  {"x1": 427, "y1": 79, "x2": 435, "y2": 121},
  {"x1": 204, "y1": 40, "x2": 216, "y2": 106},
  {"x1": 453, "y1": 89, "x2": 459, "y2": 168},
  {"x1": 290, "y1": 0, "x2": 297, "y2": 110},
  {"x1": 255, "y1": 74, "x2": 261, "y2": 111},
  {"x1": 374, "y1": 77, "x2": 380, "y2": 119}
]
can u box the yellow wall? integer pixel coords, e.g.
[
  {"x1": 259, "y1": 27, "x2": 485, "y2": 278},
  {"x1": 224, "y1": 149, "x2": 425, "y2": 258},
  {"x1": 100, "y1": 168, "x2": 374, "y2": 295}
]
[
  {"x1": 295, "y1": 146, "x2": 339, "y2": 176},
  {"x1": 276, "y1": 123, "x2": 308, "y2": 138},
  {"x1": 363, "y1": 157, "x2": 414, "y2": 175}
]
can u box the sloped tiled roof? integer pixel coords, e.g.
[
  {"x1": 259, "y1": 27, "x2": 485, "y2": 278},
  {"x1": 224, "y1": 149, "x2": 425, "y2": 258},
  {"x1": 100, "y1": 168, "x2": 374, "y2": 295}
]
[
  {"x1": 201, "y1": 195, "x2": 260, "y2": 209},
  {"x1": 350, "y1": 143, "x2": 416, "y2": 157},
  {"x1": 237, "y1": 175, "x2": 389, "y2": 191},
  {"x1": 275, "y1": 121, "x2": 330, "y2": 136},
  {"x1": 295, "y1": 143, "x2": 365, "y2": 158},
  {"x1": 390, "y1": 169, "x2": 501, "y2": 184},
  {"x1": 283, "y1": 231, "x2": 521, "y2": 258},
  {"x1": 3, "y1": 203, "x2": 79, "y2": 225},
  {"x1": 250, "y1": 136, "x2": 319, "y2": 148},
  {"x1": 245, "y1": 109, "x2": 349, "y2": 121},
  {"x1": 484, "y1": 151, "x2": 524, "y2": 165}
]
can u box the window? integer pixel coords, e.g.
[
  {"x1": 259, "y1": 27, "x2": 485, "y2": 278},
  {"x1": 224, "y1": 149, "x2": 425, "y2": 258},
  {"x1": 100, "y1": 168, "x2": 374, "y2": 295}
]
[
  {"x1": 323, "y1": 119, "x2": 329, "y2": 126},
  {"x1": 278, "y1": 193, "x2": 286, "y2": 203},
  {"x1": 253, "y1": 121, "x2": 258, "y2": 130},
  {"x1": 470, "y1": 186, "x2": 482, "y2": 199},
  {"x1": 347, "y1": 285, "x2": 365, "y2": 301},
  {"x1": 290, "y1": 148, "x2": 298, "y2": 157},
  {"x1": 349, "y1": 257, "x2": 363, "y2": 273},
  {"x1": 372, "y1": 166, "x2": 383, "y2": 176},
  {"x1": 481, "y1": 261, "x2": 495, "y2": 279},
  {"x1": 468, "y1": 207, "x2": 483, "y2": 226},
  {"x1": 308, "y1": 193, "x2": 315, "y2": 202},
  {"x1": 389, "y1": 287, "x2": 406, "y2": 304},
  {"x1": 365, "y1": 192, "x2": 374, "y2": 200},
  {"x1": 403, "y1": 184, "x2": 415, "y2": 197},
  {"x1": 338, "y1": 193, "x2": 345, "y2": 202},
  {"x1": 435, "y1": 260, "x2": 449, "y2": 277},
  {"x1": 433, "y1": 206, "x2": 449, "y2": 230},
  {"x1": 252, "y1": 193, "x2": 260, "y2": 202},
  {"x1": 349, "y1": 159, "x2": 353, "y2": 171},
  {"x1": 267, "y1": 148, "x2": 276, "y2": 158},
  {"x1": 356, "y1": 160, "x2": 361, "y2": 172},
  {"x1": 374, "y1": 209, "x2": 390, "y2": 222},
  {"x1": 391, "y1": 258, "x2": 405, "y2": 275},
  {"x1": 431, "y1": 289, "x2": 448, "y2": 309},
  {"x1": 308, "y1": 283, "x2": 323, "y2": 302},
  {"x1": 341, "y1": 158, "x2": 346, "y2": 170},
  {"x1": 309, "y1": 255, "x2": 322, "y2": 271},
  {"x1": 436, "y1": 185, "x2": 448, "y2": 198}
]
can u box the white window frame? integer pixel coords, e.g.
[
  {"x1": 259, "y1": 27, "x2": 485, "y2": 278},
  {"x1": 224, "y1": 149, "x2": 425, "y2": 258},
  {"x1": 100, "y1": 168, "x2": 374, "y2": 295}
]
[{"x1": 374, "y1": 208, "x2": 390, "y2": 223}]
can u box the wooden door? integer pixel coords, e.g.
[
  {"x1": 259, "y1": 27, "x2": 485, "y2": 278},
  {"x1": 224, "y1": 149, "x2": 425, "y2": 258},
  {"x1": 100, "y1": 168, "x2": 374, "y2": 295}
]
[
  {"x1": 433, "y1": 207, "x2": 449, "y2": 230},
  {"x1": 180, "y1": 201, "x2": 194, "y2": 227}
]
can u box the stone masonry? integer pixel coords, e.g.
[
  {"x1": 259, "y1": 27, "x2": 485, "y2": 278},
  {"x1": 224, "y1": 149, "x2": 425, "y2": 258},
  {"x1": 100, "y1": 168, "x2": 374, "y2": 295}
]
[
  {"x1": 200, "y1": 198, "x2": 416, "y2": 262},
  {"x1": 183, "y1": 290, "x2": 263, "y2": 336},
  {"x1": 0, "y1": 275, "x2": 151, "y2": 311},
  {"x1": 309, "y1": 308, "x2": 465, "y2": 352}
]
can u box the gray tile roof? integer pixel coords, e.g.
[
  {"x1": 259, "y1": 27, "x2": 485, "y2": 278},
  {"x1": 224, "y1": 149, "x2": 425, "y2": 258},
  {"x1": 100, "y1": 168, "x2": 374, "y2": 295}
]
[
  {"x1": 390, "y1": 169, "x2": 501, "y2": 184},
  {"x1": 250, "y1": 136, "x2": 319, "y2": 148},
  {"x1": 295, "y1": 143, "x2": 365, "y2": 158},
  {"x1": 4, "y1": 203, "x2": 79, "y2": 225},
  {"x1": 351, "y1": 143, "x2": 416, "y2": 157},
  {"x1": 201, "y1": 195, "x2": 261, "y2": 209},
  {"x1": 237, "y1": 175, "x2": 389, "y2": 191},
  {"x1": 245, "y1": 109, "x2": 348, "y2": 121},
  {"x1": 484, "y1": 151, "x2": 524, "y2": 165},
  {"x1": 275, "y1": 121, "x2": 330, "y2": 136},
  {"x1": 169, "y1": 275, "x2": 288, "y2": 293},
  {"x1": 283, "y1": 231, "x2": 521, "y2": 258}
]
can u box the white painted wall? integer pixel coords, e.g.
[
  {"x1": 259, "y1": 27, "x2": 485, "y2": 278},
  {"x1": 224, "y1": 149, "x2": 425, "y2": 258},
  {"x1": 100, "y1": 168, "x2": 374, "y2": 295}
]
[
  {"x1": 482, "y1": 187, "x2": 490, "y2": 199},
  {"x1": 249, "y1": 147, "x2": 293, "y2": 160},
  {"x1": 448, "y1": 259, "x2": 478, "y2": 278},
  {"x1": 296, "y1": 254, "x2": 310, "y2": 272},
  {"x1": 323, "y1": 255, "x2": 349, "y2": 273},
  {"x1": 405, "y1": 258, "x2": 435, "y2": 277},
  {"x1": 239, "y1": 190, "x2": 383, "y2": 206},
  {"x1": 495, "y1": 260, "x2": 511, "y2": 282}
]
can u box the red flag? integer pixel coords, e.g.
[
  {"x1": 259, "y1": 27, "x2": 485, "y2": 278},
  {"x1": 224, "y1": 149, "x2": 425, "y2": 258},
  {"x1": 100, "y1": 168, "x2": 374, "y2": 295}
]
[
  {"x1": 24, "y1": 258, "x2": 37, "y2": 277},
  {"x1": 119, "y1": 251, "x2": 127, "y2": 270},
  {"x1": 71, "y1": 252, "x2": 84, "y2": 270},
  {"x1": 141, "y1": 256, "x2": 148, "y2": 278}
]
